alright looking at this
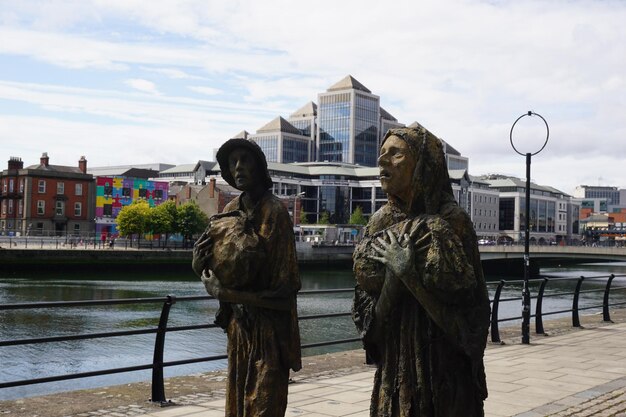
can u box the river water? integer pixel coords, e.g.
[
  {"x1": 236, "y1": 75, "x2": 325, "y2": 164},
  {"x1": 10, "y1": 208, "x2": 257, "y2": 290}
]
[{"x1": 1, "y1": 262, "x2": 626, "y2": 400}]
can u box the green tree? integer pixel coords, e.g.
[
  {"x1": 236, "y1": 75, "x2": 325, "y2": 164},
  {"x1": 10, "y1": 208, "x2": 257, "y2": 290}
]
[
  {"x1": 150, "y1": 200, "x2": 178, "y2": 247},
  {"x1": 116, "y1": 200, "x2": 151, "y2": 247},
  {"x1": 318, "y1": 211, "x2": 330, "y2": 225},
  {"x1": 177, "y1": 201, "x2": 209, "y2": 247},
  {"x1": 299, "y1": 210, "x2": 309, "y2": 225},
  {"x1": 349, "y1": 206, "x2": 368, "y2": 225}
]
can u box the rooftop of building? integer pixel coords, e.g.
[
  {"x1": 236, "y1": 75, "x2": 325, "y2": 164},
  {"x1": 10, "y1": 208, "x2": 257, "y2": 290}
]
[
  {"x1": 88, "y1": 163, "x2": 174, "y2": 174},
  {"x1": 326, "y1": 75, "x2": 372, "y2": 93},
  {"x1": 159, "y1": 163, "x2": 198, "y2": 175},
  {"x1": 255, "y1": 116, "x2": 303, "y2": 135},
  {"x1": 379, "y1": 107, "x2": 397, "y2": 122},
  {"x1": 480, "y1": 174, "x2": 570, "y2": 197},
  {"x1": 289, "y1": 101, "x2": 317, "y2": 119}
]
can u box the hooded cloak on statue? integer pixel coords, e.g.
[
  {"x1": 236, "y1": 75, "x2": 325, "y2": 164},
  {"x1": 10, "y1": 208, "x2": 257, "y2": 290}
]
[{"x1": 352, "y1": 127, "x2": 490, "y2": 417}]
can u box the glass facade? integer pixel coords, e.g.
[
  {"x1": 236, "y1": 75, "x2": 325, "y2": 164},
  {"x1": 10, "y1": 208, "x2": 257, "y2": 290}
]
[
  {"x1": 354, "y1": 93, "x2": 379, "y2": 166},
  {"x1": 585, "y1": 188, "x2": 619, "y2": 205},
  {"x1": 516, "y1": 197, "x2": 557, "y2": 233},
  {"x1": 319, "y1": 185, "x2": 350, "y2": 223},
  {"x1": 253, "y1": 136, "x2": 279, "y2": 162},
  {"x1": 290, "y1": 119, "x2": 313, "y2": 137},
  {"x1": 448, "y1": 157, "x2": 469, "y2": 170},
  {"x1": 318, "y1": 93, "x2": 351, "y2": 163},
  {"x1": 499, "y1": 197, "x2": 516, "y2": 230},
  {"x1": 282, "y1": 138, "x2": 309, "y2": 163},
  {"x1": 351, "y1": 186, "x2": 373, "y2": 215}
]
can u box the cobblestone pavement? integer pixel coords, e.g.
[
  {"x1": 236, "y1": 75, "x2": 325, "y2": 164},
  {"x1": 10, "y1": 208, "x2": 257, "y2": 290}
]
[{"x1": 549, "y1": 388, "x2": 626, "y2": 416}]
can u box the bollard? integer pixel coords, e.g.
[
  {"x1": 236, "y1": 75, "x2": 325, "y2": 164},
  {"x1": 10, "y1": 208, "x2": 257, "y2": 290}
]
[
  {"x1": 490, "y1": 280, "x2": 505, "y2": 343},
  {"x1": 151, "y1": 295, "x2": 176, "y2": 405},
  {"x1": 572, "y1": 276, "x2": 584, "y2": 327},
  {"x1": 535, "y1": 278, "x2": 548, "y2": 334},
  {"x1": 603, "y1": 274, "x2": 616, "y2": 322}
]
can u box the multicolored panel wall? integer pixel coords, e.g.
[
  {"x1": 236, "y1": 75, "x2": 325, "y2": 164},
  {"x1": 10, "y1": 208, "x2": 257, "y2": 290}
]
[{"x1": 95, "y1": 176, "x2": 169, "y2": 218}]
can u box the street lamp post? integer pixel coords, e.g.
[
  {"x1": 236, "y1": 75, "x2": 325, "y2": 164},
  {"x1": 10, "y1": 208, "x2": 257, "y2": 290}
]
[{"x1": 510, "y1": 111, "x2": 549, "y2": 344}]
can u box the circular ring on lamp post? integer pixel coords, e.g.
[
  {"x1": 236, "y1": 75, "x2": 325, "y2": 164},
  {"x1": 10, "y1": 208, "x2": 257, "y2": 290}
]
[{"x1": 510, "y1": 111, "x2": 550, "y2": 156}]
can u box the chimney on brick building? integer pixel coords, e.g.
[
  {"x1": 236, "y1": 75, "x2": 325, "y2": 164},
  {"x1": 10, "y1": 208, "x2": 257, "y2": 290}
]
[
  {"x1": 209, "y1": 177, "x2": 216, "y2": 198},
  {"x1": 8, "y1": 157, "x2": 23, "y2": 171},
  {"x1": 40, "y1": 152, "x2": 49, "y2": 167},
  {"x1": 78, "y1": 156, "x2": 87, "y2": 173}
]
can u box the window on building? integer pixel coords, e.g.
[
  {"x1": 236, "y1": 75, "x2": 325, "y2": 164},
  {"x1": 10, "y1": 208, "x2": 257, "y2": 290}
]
[
  {"x1": 104, "y1": 184, "x2": 113, "y2": 196},
  {"x1": 74, "y1": 202, "x2": 82, "y2": 217},
  {"x1": 2, "y1": 179, "x2": 6, "y2": 193},
  {"x1": 122, "y1": 187, "x2": 131, "y2": 198},
  {"x1": 18, "y1": 200, "x2": 23, "y2": 215},
  {"x1": 1, "y1": 200, "x2": 5, "y2": 214},
  {"x1": 38, "y1": 180, "x2": 46, "y2": 193},
  {"x1": 138, "y1": 188, "x2": 147, "y2": 199},
  {"x1": 37, "y1": 200, "x2": 45, "y2": 215},
  {"x1": 8, "y1": 200, "x2": 13, "y2": 214},
  {"x1": 9, "y1": 179, "x2": 14, "y2": 193},
  {"x1": 19, "y1": 179, "x2": 24, "y2": 193},
  {"x1": 103, "y1": 204, "x2": 112, "y2": 216},
  {"x1": 154, "y1": 189, "x2": 163, "y2": 200},
  {"x1": 57, "y1": 182, "x2": 64, "y2": 195},
  {"x1": 75, "y1": 184, "x2": 83, "y2": 196},
  {"x1": 55, "y1": 201, "x2": 64, "y2": 216},
  {"x1": 499, "y1": 198, "x2": 515, "y2": 230},
  {"x1": 74, "y1": 224, "x2": 80, "y2": 233}
]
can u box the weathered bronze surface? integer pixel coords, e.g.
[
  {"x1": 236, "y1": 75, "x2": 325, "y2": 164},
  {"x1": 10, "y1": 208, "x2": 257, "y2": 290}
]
[
  {"x1": 193, "y1": 138, "x2": 301, "y2": 417},
  {"x1": 352, "y1": 127, "x2": 490, "y2": 416}
]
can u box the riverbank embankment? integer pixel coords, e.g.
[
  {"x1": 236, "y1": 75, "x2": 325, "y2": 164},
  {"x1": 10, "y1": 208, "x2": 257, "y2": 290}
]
[{"x1": 0, "y1": 245, "x2": 355, "y2": 274}]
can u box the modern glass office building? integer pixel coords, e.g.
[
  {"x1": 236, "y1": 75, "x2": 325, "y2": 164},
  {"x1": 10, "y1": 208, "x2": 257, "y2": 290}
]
[
  {"x1": 248, "y1": 117, "x2": 311, "y2": 163},
  {"x1": 248, "y1": 75, "x2": 402, "y2": 167},
  {"x1": 318, "y1": 76, "x2": 383, "y2": 166}
]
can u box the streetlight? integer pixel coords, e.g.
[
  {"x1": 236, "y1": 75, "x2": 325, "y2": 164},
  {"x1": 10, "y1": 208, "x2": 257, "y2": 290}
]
[{"x1": 510, "y1": 111, "x2": 549, "y2": 344}]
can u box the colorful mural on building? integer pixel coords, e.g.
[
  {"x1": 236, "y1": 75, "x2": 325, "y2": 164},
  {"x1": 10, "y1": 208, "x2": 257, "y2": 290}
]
[{"x1": 95, "y1": 176, "x2": 169, "y2": 236}]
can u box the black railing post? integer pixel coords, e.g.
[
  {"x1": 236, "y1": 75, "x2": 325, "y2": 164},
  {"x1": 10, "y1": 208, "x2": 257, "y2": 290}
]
[
  {"x1": 490, "y1": 280, "x2": 505, "y2": 343},
  {"x1": 535, "y1": 277, "x2": 548, "y2": 334},
  {"x1": 572, "y1": 276, "x2": 584, "y2": 327},
  {"x1": 603, "y1": 274, "x2": 616, "y2": 322},
  {"x1": 151, "y1": 295, "x2": 176, "y2": 405}
]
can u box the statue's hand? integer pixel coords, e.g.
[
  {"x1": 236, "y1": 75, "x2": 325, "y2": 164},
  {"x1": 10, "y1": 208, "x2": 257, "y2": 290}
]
[
  {"x1": 369, "y1": 230, "x2": 415, "y2": 279},
  {"x1": 201, "y1": 269, "x2": 223, "y2": 299},
  {"x1": 192, "y1": 230, "x2": 212, "y2": 277}
]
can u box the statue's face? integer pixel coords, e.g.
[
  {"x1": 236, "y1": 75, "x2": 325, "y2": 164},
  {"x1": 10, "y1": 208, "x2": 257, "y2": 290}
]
[
  {"x1": 378, "y1": 135, "x2": 416, "y2": 204},
  {"x1": 228, "y1": 147, "x2": 259, "y2": 191}
]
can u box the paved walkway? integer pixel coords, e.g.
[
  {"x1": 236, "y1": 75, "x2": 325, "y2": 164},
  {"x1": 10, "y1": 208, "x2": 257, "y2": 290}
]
[{"x1": 131, "y1": 322, "x2": 626, "y2": 417}]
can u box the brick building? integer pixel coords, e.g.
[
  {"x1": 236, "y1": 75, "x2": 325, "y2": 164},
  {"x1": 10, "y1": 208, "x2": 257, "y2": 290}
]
[{"x1": 0, "y1": 153, "x2": 95, "y2": 236}]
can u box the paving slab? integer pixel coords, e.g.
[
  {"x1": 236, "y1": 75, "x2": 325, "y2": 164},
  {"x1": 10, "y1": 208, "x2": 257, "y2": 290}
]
[{"x1": 133, "y1": 322, "x2": 626, "y2": 417}]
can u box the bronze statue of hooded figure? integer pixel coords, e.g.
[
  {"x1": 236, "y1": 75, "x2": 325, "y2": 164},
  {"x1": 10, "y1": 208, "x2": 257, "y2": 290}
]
[
  {"x1": 193, "y1": 138, "x2": 301, "y2": 417},
  {"x1": 352, "y1": 127, "x2": 490, "y2": 416}
]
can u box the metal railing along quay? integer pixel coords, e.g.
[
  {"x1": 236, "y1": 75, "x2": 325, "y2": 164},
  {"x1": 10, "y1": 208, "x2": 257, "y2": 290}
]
[
  {"x1": 2, "y1": 274, "x2": 626, "y2": 403},
  {"x1": 0, "y1": 288, "x2": 356, "y2": 404},
  {"x1": 489, "y1": 273, "x2": 626, "y2": 343}
]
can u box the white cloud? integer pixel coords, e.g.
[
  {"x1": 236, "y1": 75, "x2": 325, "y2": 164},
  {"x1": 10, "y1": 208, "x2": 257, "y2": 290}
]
[
  {"x1": 188, "y1": 86, "x2": 222, "y2": 96},
  {"x1": 124, "y1": 78, "x2": 159, "y2": 95},
  {"x1": 142, "y1": 67, "x2": 206, "y2": 80},
  {"x1": 0, "y1": 0, "x2": 625, "y2": 193}
]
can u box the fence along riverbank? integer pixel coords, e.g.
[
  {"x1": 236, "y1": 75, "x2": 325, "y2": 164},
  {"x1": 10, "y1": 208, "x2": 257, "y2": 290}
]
[{"x1": 1, "y1": 273, "x2": 626, "y2": 403}]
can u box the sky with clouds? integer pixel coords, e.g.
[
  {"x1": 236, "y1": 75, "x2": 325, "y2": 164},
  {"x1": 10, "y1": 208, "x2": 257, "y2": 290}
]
[{"x1": 1, "y1": 0, "x2": 624, "y2": 195}]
